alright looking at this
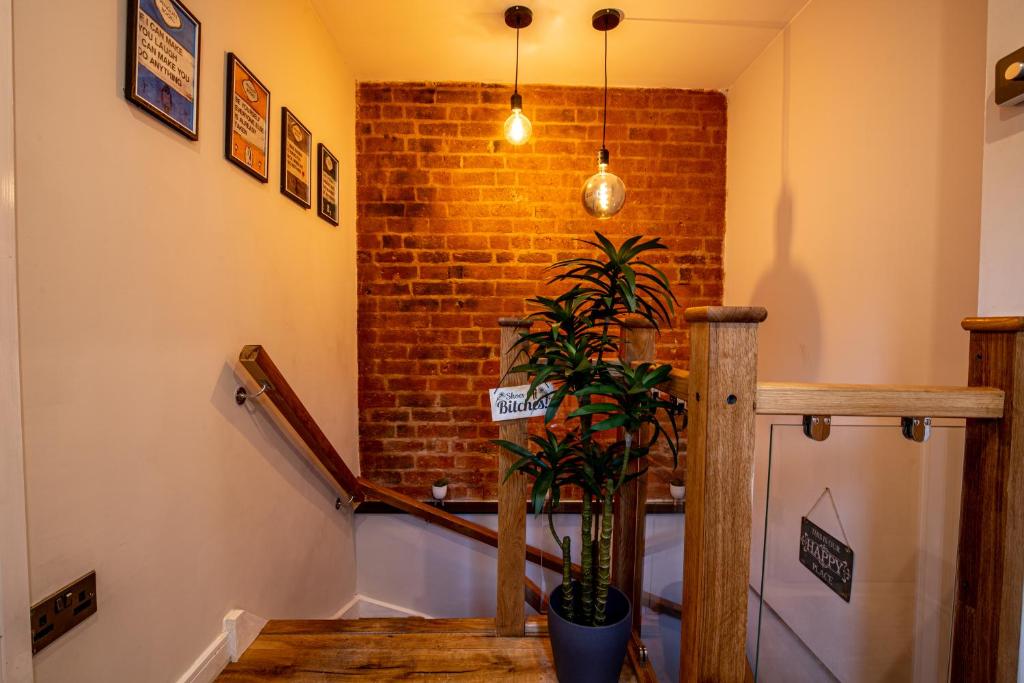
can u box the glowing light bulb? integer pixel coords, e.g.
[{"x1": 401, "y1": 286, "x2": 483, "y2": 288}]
[
  {"x1": 504, "y1": 108, "x2": 532, "y2": 145},
  {"x1": 581, "y1": 149, "x2": 625, "y2": 219},
  {"x1": 504, "y1": 93, "x2": 532, "y2": 146}
]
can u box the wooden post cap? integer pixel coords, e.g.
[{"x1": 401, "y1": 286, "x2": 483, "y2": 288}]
[
  {"x1": 498, "y1": 317, "x2": 533, "y2": 328},
  {"x1": 621, "y1": 315, "x2": 657, "y2": 329},
  {"x1": 683, "y1": 306, "x2": 768, "y2": 323},
  {"x1": 961, "y1": 317, "x2": 1024, "y2": 332}
]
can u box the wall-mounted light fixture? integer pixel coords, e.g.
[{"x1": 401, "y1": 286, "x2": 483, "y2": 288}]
[
  {"x1": 581, "y1": 8, "x2": 626, "y2": 219},
  {"x1": 996, "y1": 45, "x2": 1024, "y2": 106},
  {"x1": 503, "y1": 6, "x2": 533, "y2": 145}
]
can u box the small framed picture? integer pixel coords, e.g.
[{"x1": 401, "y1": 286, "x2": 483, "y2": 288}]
[
  {"x1": 280, "y1": 108, "x2": 312, "y2": 208},
  {"x1": 125, "y1": 0, "x2": 201, "y2": 140},
  {"x1": 317, "y1": 144, "x2": 340, "y2": 226},
  {"x1": 225, "y1": 53, "x2": 271, "y2": 182}
]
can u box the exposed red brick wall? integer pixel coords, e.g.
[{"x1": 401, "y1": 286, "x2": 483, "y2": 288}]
[{"x1": 356, "y1": 82, "x2": 725, "y2": 500}]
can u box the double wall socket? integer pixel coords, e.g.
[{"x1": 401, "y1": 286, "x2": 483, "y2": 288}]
[{"x1": 30, "y1": 571, "x2": 97, "y2": 654}]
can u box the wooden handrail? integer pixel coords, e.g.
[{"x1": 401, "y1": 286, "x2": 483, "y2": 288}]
[
  {"x1": 239, "y1": 345, "x2": 685, "y2": 631},
  {"x1": 359, "y1": 478, "x2": 573, "y2": 572},
  {"x1": 239, "y1": 345, "x2": 365, "y2": 502},
  {"x1": 755, "y1": 382, "x2": 1004, "y2": 418},
  {"x1": 644, "y1": 366, "x2": 1005, "y2": 418}
]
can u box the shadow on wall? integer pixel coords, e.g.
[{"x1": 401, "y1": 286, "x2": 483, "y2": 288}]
[
  {"x1": 213, "y1": 360, "x2": 341, "y2": 510},
  {"x1": 747, "y1": 28, "x2": 822, "y2": 382},
  {"x1": 927, "y1": 0, "x2": 986, "y2": 385}
]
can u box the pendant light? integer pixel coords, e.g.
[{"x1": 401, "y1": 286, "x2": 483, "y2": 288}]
[
  {"x1": 581, "y1": 8, "x2": 626, "y2": 219},
  {"x1": 503, "y1": 6, "x2": 533, "y2": 146}
]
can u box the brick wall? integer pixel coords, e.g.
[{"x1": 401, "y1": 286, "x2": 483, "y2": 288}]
[{"x1": 356, "y1": 82, "x2": 725, "y2": 500}]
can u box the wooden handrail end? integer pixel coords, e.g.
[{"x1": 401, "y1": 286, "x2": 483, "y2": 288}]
[
  {"x1": 684, "y1": 306, "x2": 768, "y2": 324},
  {"x1": 239, "y1": 344, "x2": 263, "y2": 362},
  {"x1": 962, "y1": 316, "x2": 1024, "y2": 333},
  {"x1": 498, "y1": 317, "x2": 533, "y2": 328}
]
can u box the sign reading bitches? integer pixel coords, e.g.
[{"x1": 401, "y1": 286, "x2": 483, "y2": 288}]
[{"x1": 489, "y1": 383, "x2": 555, "y2": 422}]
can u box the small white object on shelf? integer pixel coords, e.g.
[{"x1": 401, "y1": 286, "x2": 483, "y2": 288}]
[{"x1": 669, "y1": 482, "x2": 685, "y2": 502}]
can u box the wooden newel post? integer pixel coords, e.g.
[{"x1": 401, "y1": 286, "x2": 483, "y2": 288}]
[
  {"x1": 952, "y1": 316, "x2": 1024, "y2": 681},
  {"x1": 496, "y1": 317, "x2": 533, "y2": 636},
  {"x1": 614, "y1": 317, "x2": 656, "y2": 634},
  {"x1": 680, "y1": 306, "x2": 766, "y2": 683}
]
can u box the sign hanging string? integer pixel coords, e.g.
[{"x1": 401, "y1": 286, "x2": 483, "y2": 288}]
[{"x1": 804, "y1": 487, "x2": 850, "y2": 546}]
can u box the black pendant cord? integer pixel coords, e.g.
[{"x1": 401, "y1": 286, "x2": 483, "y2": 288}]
[
  {"x1": 601, "y1": 29, "x2": 608, "y2": 152},
  {"x1": 514, "y1": 22, "x2": 520, "y2": 95}
]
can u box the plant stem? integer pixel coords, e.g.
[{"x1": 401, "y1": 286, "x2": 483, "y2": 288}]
[
  {"x1": 560, "y1": 536, "x2": 574, "y2": 622},
  {"x1": 580, "y1": 491, "x2": 594, "y2": 625},
  {"x1": 594, "y1": 481, "x2": 614, "y2": 625},
  {"x1": 548, "y1": 510, "x2": 574, "y2": 621},
  {"x1": 616, "y1": 430, "x2": 633, "y2": 490}
]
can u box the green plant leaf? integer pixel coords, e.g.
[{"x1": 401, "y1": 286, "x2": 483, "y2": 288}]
[{"x1": 591, "y1": 414, "x2": 629, "y2": 432}]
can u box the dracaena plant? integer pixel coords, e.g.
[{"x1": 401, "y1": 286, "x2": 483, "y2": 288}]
[{"x1": 495, "y1": 233, "x2": 684, "y2": 626}]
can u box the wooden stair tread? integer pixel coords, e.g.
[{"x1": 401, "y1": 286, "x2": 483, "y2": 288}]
[
  {"x1": 217, "y1": 617, "x2": 640, "y2": 682},
  {"x1": 260, "y1": 616, "x2": 547, "y2": 636}
]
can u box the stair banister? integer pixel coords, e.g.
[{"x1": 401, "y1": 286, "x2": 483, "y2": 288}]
[
  {"x1": 952, "y1": 316, "x2": 1024, "y2": 681},
  {"x1": 613, "y1": 317, "x2": 656, "y2": 635},
  {"x1": 680, "y1": 306, "x2": 766, "y2": 683},
  {"x1": 496, "y1": 318, "x2": 532, "y2": 636}
]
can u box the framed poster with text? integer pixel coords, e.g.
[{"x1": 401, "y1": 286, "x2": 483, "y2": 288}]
[
  {"x1": 281, "y1": 108, "x2": 312, "y2": 208},
  {"x1": 125, "y1": 0, "x2": 201, "y2": 140},
  {"x1": 225, "y1": 53, "x2": 271, "y2": 182},
  {"x1": 317, "y1": 143, "x2": 340, "y2": 225}
]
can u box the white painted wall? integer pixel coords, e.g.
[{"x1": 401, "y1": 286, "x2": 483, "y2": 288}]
[
  {"x1": 11, "y1": 1, "x2": 359, "y2": 680},
  {"x1": 0, "y1": 0, "x2": 32, "y2": 679},
  {"x1": 978, "y1": 0, "x2": 1024, "y2": 317},
  {"x1": 725, "y1": 0, "x2": 987, "y2": 679},
  {"x1": 354, "y1": 511, "x2": 686, "y2": 681}
]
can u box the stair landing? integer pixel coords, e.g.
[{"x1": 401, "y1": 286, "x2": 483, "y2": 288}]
[{"x1": 216, "y1": 616, "x2": 650, "y2": 681}]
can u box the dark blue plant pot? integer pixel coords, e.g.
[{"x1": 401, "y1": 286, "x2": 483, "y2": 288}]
[{"x1": 547, "y1": 583, "x2": 632, "y2": 683}]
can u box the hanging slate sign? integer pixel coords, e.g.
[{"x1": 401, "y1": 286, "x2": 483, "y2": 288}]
[
  {"x1": 799, "y1": 516, "x2": 854, "y2": 602},
  {"x1": 488, "y1": 383, "x2": 555, "y2": 422}
]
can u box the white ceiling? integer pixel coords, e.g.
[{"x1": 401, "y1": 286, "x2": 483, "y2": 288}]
[{"x1": 311, "y1": 0, "x2": 809, "y2": 90}]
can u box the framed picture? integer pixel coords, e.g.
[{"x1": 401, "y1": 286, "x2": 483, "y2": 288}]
[
  {"x1": 125, "y1": 0, "x2": 201, "y2": 140},
  {"x1": 280, "y1": 108, "x2": 312, "y2": 208},
  {"x1": 317, "y1": 144, "x2": 340, "y2": 226},
  {"x1": 225, "y1": 53, "x2": 271, "y2": 182}
]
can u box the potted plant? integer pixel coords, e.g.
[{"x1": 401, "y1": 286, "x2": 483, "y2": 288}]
[
  {"x1": 495, "y1": 233, "x2": 683, "y2": 683},
  {"x1": 431, "y1": 477, "x2": 449, "y2": 501},
  {"x1": 669, "y1": 477, "x2": 685, "y2": 503}
]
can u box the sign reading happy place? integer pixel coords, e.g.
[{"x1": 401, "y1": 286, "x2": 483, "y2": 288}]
[
  {"x1": 489, "y1": 383, "x2": 555, "y2": 422},
  {"x1": 799, "y1": 516, "x2": 854, "y2": 602}
]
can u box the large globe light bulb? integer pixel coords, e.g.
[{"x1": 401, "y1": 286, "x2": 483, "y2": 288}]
[
  {"x1": 504, "y1": 109, "x2": 532, "y2": 145},
  {"x1": 581, "y1": 149, "x2": 625, "y2": 219},
  {"x1": 504, "y1": 92, "x2": 531, "y2": 146}
]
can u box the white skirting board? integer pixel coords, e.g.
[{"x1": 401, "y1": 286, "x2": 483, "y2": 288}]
[
  {"x1": 173, "y1": 609, "x2": 269, "y2": 683},
  {"x1": 175, "y1": 595, "x2": 429, "y2": 682},
  {"x1": 340, "y1": 594, "x2": 434, "y2": 619}
]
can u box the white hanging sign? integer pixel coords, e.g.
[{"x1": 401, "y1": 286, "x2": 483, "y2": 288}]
[{"x1": 489, "y1": 383, "x2": 555, "y2": 422}]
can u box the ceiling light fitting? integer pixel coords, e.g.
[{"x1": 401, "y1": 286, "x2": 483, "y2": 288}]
[
  {"x1": 503, "y1": 6, "x2": 533, "y2": 146},
  {"x1": 582, "y1": 8, "x2": 626, "y2": 219}
]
